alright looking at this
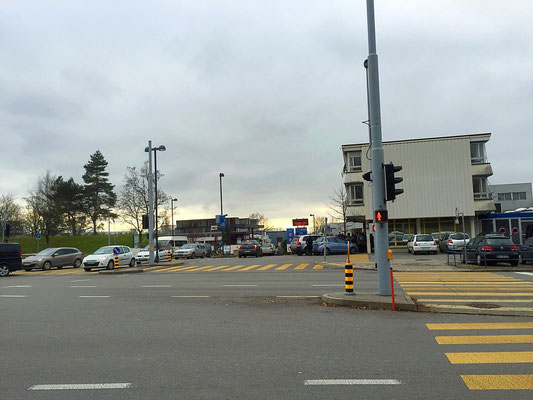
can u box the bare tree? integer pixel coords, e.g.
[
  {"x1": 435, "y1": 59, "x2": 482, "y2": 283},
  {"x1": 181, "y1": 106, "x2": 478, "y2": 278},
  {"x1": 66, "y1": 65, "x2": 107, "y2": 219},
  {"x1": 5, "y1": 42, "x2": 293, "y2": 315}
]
[
  {"x1": 326, "y1": 186, "x2": 348, "y2": 234},
  {"x1": 314, "y1": 216, "x2": 326, "y2": 234},
  {"x1": 248, "y1": 212, "x2": 274, "y2": 232},
  {"x1": 0, "y1": 193, "x2": 24, "y2": 236}
]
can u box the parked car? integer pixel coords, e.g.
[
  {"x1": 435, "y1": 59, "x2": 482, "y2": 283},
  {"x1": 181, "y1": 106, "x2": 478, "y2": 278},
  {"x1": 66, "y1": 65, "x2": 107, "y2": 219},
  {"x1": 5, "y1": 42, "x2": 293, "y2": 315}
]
[
  {"x1": 238, "y1": 240, "x2": 262, "y2": 258},
  {"x1": 407, "y1": 234, "x2": 438, "y2": 254},
  {"x1": 0, "y1": 243, "x2": 23, "y2": 277},
  {"x1": 136, "y1": 245, "x2": 172, "y2": 264},
  {"x1": 196, "y1": 243, "x2": 212, "y2": 257},
  {"x1": 289, "y1": 234, "x2": 322, "y2": 255},
  {"x1": 22, "y1": 247, "x2": 84, "y2": 271},
  {"x1": 438, "y1": 232, "x2": 455, "y2": 253},
  {"x1": 462, "y1": 234, "x2": 519, "y2": 266},
  {"x1": 261, "y1": 242, "x2": 275, "y2": 255},
  {"x1": 519, "y1": 237, "x2": 533, "y2": 264},
  {"x1": 82, "y1": 246, "x2": 136, "y2": 271},
  {"x1": 313, "y1": 236, "x2": 357, "y2": 255},
  {"x1": 388, "y1": 231, "x2": 405, "y2": 245},
  {"x1": 445, "y1": 233, "x2": 470, "y2": 252},
  {"x1": 175, "y1": 243, "x2": 206, "y2": 259}
]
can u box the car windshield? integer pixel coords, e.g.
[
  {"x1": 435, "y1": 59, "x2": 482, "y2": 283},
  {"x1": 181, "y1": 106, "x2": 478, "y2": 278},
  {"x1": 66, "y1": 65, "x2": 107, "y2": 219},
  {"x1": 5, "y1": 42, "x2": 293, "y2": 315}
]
[
  {"x1": 416, "y1": 235, "x2": 433, "y2": 242},
  {"x1": 525, "y1": 237, "x2": 533, "y2": 246},
  {"x1": 486, "y1": 238, "x2": 513, "y2": 245},
  {"x1": 94, "y1": 247, "x2": 114, "y2": 254},
  {"x1": 35, "y1": 248, "x2": 58, "y2": 256},
  {"x1": 181, "y1": 244, "x2": 195, "y2": 249}
]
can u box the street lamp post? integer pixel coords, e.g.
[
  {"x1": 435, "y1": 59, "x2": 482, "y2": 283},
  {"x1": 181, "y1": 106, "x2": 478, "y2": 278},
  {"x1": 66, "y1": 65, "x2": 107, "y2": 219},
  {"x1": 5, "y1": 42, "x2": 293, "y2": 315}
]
[
  {"x1": 152, "y1": 145, "x2": 166, "y2": 262},
  {"x1": 171, "y1": 198, "x2": 177, "y2": 236},
  {"x1": 219, "y1": 173, "x2": 225, "y2": 253},
  {"x1": 310, "y1": 214, "x2": 315, "y2": 234}
]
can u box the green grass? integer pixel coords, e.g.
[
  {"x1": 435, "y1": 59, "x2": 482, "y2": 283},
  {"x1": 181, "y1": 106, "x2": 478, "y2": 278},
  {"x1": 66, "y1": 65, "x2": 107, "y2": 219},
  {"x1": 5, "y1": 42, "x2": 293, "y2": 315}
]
[{"x1": 7, "y1": 234, "x2": 146, "y2": 255}]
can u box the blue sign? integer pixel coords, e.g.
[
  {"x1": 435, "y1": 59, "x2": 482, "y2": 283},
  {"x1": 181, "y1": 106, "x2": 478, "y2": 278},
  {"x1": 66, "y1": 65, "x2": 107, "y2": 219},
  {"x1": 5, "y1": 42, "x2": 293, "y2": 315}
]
[
  {"x1": 113, "y1": 247, "x2": 120, "y2": 255},
  {"x1": 35, "y1": 233, "x2": 41, "y2": 240},
  {"x1": 217, "y1": 241, "x2": 223, "y2": 246},
  {"x1": 217, "y1": 215, "x2": 226, "y2": 228},
  {"x1": 286, "y1": 228, "x2": 295, "y2": 243},
  {"x1": 295, "y1": 227, "x2": 307, "y2": 235}
]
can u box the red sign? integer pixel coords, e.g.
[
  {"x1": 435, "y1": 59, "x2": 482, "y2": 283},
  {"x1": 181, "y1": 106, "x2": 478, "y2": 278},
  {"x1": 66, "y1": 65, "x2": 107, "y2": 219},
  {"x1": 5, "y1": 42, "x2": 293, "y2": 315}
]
[{"x1": 292, "y1": 218, "x2": 308, "y2": 227}]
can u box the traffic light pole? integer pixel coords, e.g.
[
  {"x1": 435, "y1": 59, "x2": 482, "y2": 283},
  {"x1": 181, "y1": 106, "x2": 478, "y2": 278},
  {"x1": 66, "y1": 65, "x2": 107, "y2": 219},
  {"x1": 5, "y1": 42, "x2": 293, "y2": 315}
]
[
  {"x1": 147, "y1": 141, "x2": 155, "y2": 265},
  {"x1": 366, "y1": 0, "x2": 391, "y2": 295}
]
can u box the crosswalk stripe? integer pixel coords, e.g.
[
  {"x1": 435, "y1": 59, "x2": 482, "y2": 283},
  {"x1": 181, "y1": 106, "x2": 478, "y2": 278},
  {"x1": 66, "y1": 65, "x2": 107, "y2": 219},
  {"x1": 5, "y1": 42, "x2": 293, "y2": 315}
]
[
  {"x1": 157, "y1": 265, "x2": 197, "y2": 272},
  {"x1": 446, "y1": 351, "x2": 533, "y2": 364},
  {"x1": 435, "y1": 335, "x2": 533, "y2": 344},
  {"x1": 400, "y1": 283, "x2": 533, "y2": 286},
  {"x1": 186, "y1": 266, "x2": 214, "y2": 271},
  {"x1": 424, "y1": 304, "x2": 533, "y2": 312},
  {"x1": 294, "y1": 263, "x2": 309, "y2": 270},
  {"x1": 407, "y1": 288, "x2": 533, "y2": 291},
  {"x1": 203, "y1": 265, "x2": 229, "y2": 271},
  {"x1": 426, "y1": 322, "x2": 533, "y2": 330},
  {"x1": 418, "y1": 298, "x2": 533, "y2": 303},
  {"x1": 407, "y1": 292, "x2": 533, "y2": 296},
  {"x1": 239, "y1": 264, "x2": 260, "y2": 271},
  {"x1": 461, "y1": 374, "x2": 533, "y2": 390},
  {"x1": 258, "y1": 264, "x2": 277, "y2": 271},
  {"x1": 276, "y1": 264, "x2": 293, "y2": 270},
  {"x1": 222, "y1": 265, "x2": 245, "y2": 271},
  {"x1": 313, "y1": 264, "x2": 324, "y2": 270}
]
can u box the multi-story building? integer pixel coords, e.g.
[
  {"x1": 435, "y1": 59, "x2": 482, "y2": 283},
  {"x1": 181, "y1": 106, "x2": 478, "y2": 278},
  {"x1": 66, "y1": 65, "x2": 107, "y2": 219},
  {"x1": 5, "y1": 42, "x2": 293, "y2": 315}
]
[
  {"x1": 490, "y1": 183, "x2": 533, "y2": 212},
  {"x1": 342, "y1": 133, "x2": 496, "y2": 252}
]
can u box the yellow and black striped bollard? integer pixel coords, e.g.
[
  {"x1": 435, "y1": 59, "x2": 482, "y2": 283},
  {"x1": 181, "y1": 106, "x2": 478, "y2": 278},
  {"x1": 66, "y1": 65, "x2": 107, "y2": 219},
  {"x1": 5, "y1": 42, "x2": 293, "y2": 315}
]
[
  {"x1": 114, "y1": 254, "x2": 119, "y2": 269},
  {"x1": 167, "y1": 249, "x2": 172, "y2": 261},
  {"x1": 345, "y1": 241, "x2": 354, "y2": 295}
]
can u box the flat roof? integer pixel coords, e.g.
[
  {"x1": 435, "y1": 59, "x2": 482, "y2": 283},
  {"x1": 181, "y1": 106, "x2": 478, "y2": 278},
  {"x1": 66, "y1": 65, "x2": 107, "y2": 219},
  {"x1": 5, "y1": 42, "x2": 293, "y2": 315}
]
[{"x1": 342, "y1": 132, "x2": 491, "y2": 148}]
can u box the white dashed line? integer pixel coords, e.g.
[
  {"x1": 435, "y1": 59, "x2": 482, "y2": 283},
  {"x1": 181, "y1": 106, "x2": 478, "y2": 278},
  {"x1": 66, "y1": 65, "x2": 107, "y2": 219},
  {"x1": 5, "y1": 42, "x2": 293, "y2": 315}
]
[
  {"x1": 223, "y1": 285, "x2": 258, "y2": 287},
  {"x1": 70, "y1": 286, "x2": 98, "y2": 288},
  {"x1": 78, "y1": 296, "x2": 110, "y2": 298},
  {"x1": 0, "y1": 295, "x2": 27, "y2": 298},
  {"x1": 70, "y1": 279, "x2": 90, "y2": 282},
  {"x1": 312, "y1": 284, "x2": 344, "y2": 287},
  {"x1": 276, "y1": 296, "x2": 321, "y2": 299},
  {"x1": 3, "y1": 285, "x2": 32, "y2": 288},
  {"x1": 171, "y1": 296, "x2": 211, "y2": 298},
  {"x1": 141, "y1": 285, "x2": 172, "y2": 288},
  {"x1": 28, "y1": 383, "x2": 132, "y2": 390},
  {"x1": 516, "y1": 272, "x2": 533, "y2": 276},
  {"x1": 304, "y1": 379, "x2": 401, "y2": 385}
]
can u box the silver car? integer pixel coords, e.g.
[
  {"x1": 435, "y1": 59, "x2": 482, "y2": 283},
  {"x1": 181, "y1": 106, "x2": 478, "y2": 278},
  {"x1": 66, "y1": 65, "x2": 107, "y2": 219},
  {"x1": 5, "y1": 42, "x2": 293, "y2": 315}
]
[
  {"x1": 175, "y1": 244, "x2": 206, "y2": 259},
  {"x1": 22, "y1": 247, "x2": 84, "y2": 271}
]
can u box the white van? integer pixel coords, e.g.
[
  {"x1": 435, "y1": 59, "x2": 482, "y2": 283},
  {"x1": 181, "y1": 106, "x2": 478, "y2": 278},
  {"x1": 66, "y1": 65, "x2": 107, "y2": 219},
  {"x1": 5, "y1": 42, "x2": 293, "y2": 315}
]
[{"x1": 158, "y1": 236, "x2": 188, "y2": 249}]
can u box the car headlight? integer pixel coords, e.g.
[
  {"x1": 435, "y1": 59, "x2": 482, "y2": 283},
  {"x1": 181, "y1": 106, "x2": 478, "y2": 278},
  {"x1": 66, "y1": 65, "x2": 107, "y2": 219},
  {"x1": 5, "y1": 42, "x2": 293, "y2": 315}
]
[
  {"x1": 37, "y1": 259, "x2": 42, "y2": 262},
  {"x1": 98, "y1": 256, "x2": 106, "y2": 261}
]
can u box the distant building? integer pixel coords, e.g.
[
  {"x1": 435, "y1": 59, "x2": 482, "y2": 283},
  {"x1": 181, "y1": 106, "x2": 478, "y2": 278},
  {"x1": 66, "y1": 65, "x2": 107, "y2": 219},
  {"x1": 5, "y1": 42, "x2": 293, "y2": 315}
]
[
  {"x1": 174, "y1": 217, "x2": 262, "y2": 245},
  {"x1": 490, "y1": 183, "x2": 533, "y2": 212},
  {"x1": 342, "y1": 133, "x2": 496, "y2": 252}
]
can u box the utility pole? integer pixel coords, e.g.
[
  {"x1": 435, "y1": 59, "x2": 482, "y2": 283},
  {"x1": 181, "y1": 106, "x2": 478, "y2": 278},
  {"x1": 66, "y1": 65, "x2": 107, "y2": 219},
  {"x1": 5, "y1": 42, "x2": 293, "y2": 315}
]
[
  {"x1": 366, "y1": 0, "x2": 391, "y2": 295},
  {"x1": 1, "y1": 212, "x2": 8, "y2": 243},
  {"x1": 146, "y1": 141, "x2": 155, "y2": 265}
]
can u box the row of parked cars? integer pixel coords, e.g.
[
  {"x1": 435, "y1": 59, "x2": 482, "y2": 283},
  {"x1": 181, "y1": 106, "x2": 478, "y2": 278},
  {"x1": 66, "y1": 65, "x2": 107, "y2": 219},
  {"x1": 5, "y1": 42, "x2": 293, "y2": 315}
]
[{"x1": 289, "y1": 234, "x2": 358, "y2": 256}]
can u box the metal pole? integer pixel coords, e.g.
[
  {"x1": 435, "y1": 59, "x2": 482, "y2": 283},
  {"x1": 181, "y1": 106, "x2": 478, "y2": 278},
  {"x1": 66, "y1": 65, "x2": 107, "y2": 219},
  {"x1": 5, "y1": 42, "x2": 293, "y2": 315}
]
[
  {"x1": 147, "y1": 141, "x2": 155, "y2": 265},
  {"x1": 108, "y1": 219, "x2": 111, "y2": 245},
  {"x1": 323, "y1": 217, "x2": 328, "y2": 262},
  {"x1": 462, "y1": 213, "x2": 466, "y2": 264},
  {"x1": 219, "y1": 173, "x2": 224, "y2": 254},
  {"x1": 171, "y1": 199, "x2": 175, "y2": 237},
  {"x1": 366, "y1": 0, "x2": 391, "y2": 295},
  {"x1": 154, "y1": 149, "x2": 159, "y2": 262}
]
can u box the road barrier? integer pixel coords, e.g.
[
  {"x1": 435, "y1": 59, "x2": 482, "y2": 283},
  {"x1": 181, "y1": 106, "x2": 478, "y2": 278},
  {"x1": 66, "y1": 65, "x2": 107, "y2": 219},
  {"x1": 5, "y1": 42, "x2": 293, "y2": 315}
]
[
  {"x1": 114, "y1": 255, "x2": 119, "y2": 269},
  {"x1": 345, "y1": 242, "x2": 354, "y2": 295}
]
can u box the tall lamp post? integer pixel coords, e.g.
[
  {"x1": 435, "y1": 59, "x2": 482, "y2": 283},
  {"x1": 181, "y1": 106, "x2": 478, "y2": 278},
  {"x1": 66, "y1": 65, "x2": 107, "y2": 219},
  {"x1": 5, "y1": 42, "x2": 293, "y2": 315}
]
[
  {"x1": 152, "y1": 144, "x2": 166, "y2": 261},
  {"x1": 310, "y1": 214, "x2": 315, "y2": 234},
  {"x1": 171, "y1": 198, "x2": 177, "y2": 236},
  {"x1": 219, "y1": 173, "x2": 225, "y2": 253}
]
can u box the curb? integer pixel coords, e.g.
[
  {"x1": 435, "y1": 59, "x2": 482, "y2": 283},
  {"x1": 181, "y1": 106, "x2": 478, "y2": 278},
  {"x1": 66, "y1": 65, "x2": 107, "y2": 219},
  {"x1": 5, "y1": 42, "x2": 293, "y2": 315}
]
[{"x1": 322, "y1": 291, "x2": 417, "y2": 312}]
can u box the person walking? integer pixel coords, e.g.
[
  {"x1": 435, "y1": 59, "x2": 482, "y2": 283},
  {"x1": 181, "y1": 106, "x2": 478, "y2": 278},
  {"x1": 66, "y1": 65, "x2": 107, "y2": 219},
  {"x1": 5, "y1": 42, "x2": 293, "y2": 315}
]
[{"x1": 305, "y1": 236, "x2": 314, "y2": 255}]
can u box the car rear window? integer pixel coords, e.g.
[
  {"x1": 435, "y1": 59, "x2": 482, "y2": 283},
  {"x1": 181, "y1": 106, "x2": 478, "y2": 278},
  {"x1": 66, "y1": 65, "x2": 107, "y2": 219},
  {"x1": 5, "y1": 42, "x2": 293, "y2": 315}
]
[
  {"x1": 416, "y1": 235, "x2": 433, "y2": 241},
  {"x1": 450, "y1": 234, "x2": 468, "y2": 240},
  {"x1": 486, "y1": 238, "x2": 513, "y2": 245}
]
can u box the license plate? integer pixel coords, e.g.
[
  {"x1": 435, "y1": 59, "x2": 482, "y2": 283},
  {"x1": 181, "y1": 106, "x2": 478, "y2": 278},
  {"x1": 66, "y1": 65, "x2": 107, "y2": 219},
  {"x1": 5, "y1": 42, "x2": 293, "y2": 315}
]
[{"x1": 496, "y1": 255, "x2": 508, "y2": 259}]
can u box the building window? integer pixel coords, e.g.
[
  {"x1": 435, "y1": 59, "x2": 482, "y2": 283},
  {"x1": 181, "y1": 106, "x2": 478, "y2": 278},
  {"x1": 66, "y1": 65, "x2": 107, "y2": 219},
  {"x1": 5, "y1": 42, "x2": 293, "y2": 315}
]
[
  {"x1": 346, "y1": 151, "x2": 362, "y2": 172},
  {"x1": 473, "y1": 177, "x2": 489, "y2": 199},
  {"x1": 498, "y1": 192, "x2": 512, "y2": 201},
  {"x1": 512, "y1": 192, "x2": 527, "y2": 200},
  {"x1": 347, "y1": 183, "x2": 364, "y2": 206},
  {"x1": 470, "y1": 141, "x2": 487, "y2": 164}
]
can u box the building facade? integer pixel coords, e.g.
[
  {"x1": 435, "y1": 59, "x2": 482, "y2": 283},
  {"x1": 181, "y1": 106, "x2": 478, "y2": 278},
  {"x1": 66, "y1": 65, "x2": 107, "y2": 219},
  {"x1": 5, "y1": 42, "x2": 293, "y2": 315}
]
[
  {"x1": 490, "y1": 183, "x2": 533, "y2": 212},
  {"x1": 342, "y1": 133, "x2": 496, "y2": 251},
  {"x1": 174, "y1": 217, "x2": 262, "y2": 246}
]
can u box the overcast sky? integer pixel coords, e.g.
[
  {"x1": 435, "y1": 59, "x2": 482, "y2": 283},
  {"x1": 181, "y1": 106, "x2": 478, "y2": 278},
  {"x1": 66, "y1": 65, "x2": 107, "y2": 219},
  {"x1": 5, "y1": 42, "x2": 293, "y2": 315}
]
[{"x1": 1, "y1": 0, "x2": 532, "y2": 229}]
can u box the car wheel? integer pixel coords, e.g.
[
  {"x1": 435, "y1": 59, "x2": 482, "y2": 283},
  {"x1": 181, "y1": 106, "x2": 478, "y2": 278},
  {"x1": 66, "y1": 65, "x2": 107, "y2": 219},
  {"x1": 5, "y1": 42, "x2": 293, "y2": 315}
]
[
  {"x1": 349, "y1": 247, "x2": 357, "y2": 254},
  {"x1": 106, "y1": 260, "x2": 114, "y2": 270},
  {"x1": 57, "y1": 266, "x2": 63, "y2": 269},
  {"x1": 129, "y1": 258, "x2": 135, "y2": 267},
  {"x1": 476, "y1": 255, "x2": 482, "y2": 266},
  {"x1": 84, "y1": 268, "x2": 92, "y2": 272},
  {"x1": 23, "y1": 268, "x2": 32, "y2": 272},
  {"x1": 42, "y1": 261, "x2": 52, "y2": 271},
  {"x1": 510, "y1": 261, "x2": 518, "y2": 267},
  {"x1": 74, "y1": 259, "x2": 82, "y2": 268},
  {"x1": 0, "y1": 264, "x2": 10, "y2": 277},
  {"x1": 191, "y1": 253, "x2": 195, "y2": 259},
  {"x1": 519, "y1": 254, "x2": 525, "y2": 265},
  {"x1": 238, "y1": 255, "x2": 242, "y2": 258},
  {"x1": 326, "y1": 248, "x2": 331, "y2": 255}
]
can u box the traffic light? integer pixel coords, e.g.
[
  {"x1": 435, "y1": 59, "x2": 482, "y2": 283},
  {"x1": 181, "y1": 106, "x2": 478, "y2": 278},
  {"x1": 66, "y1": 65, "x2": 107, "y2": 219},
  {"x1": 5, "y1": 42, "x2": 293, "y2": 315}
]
[
  {"x1": 362, "y1": 171, "x2": 372, "y2": 182},
  {"x1": 5, "y1": 224, "x2": 11, "y2": 237},
  {"x1": 142, "y1": 214, "x2": 149, "y2": 229},
  {"x1": 375, "y1": 210, "x2": 388, "y2": 223},
  {"x1": 384, "y1": 163, "x2": 404, "y2": 201}
]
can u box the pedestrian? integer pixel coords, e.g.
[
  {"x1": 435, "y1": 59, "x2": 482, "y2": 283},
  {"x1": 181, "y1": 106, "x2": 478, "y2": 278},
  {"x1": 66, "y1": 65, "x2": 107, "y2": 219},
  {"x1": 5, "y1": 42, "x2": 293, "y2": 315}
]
[{"x1": 305, "y1": 235, "x2": 313, "y2": 255}]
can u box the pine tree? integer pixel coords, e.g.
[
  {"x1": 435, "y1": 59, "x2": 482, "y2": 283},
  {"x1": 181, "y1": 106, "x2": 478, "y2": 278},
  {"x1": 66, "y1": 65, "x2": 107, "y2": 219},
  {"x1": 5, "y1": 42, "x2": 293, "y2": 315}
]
[{"x1": 82, "y1": 150, "x2": 117, "y2": 234}]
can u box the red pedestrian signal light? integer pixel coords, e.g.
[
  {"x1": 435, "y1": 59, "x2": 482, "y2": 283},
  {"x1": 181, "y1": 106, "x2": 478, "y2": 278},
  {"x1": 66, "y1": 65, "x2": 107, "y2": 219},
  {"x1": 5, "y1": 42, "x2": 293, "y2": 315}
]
[{"x1": 375, "y1": 210, "x2": 388, "y2": 223}]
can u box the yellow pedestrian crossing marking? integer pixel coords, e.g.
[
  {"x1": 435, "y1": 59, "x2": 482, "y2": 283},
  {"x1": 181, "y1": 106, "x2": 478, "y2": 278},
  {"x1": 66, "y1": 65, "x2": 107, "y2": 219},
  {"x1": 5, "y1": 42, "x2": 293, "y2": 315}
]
[
  {"x1": 408, "y1": 292, "x2": 533, "y2": 296},
  {"x1": 239, "y1": 264, "x2": 260, "y2": 271},
  {"x1": 436, "y1": 335, "x2": 533, "y2": 344},
  {"x1": 424, "y1": 304, "x2": 533, "y2": 312},
  {"x1": 461, "y1": 374, "x2": 533, "y2": 390},
  {"x1": 426, "y1": 322, "x2": 533, "y2": 330},
  {"x1": 203, "y1": 265, "x2": 229, "y2": 271},
  {"x1": 186, "y1": 266, "x2": 214, "y2": 272},
  {"x1": 418, "y1": 298, "x2": 533, "y2": 303},
  {"x1": 313, "y1": 264, "x2": 324, "y2": 270},
  {"x1": 258, "y1": 264, "x2": 276, "y2": 271},
  {"x1": 222, "y1": 265, "x2": 245, "y2": 271},
  {"x1": 294, "y1": 263, "x2": 309, "y2": 270},
  {"x1": 446, "y1": 351, "x2": 533, "y2": 364},
  {"x1": 276, "y1": 264, "x2": 293, "y2": 270}
]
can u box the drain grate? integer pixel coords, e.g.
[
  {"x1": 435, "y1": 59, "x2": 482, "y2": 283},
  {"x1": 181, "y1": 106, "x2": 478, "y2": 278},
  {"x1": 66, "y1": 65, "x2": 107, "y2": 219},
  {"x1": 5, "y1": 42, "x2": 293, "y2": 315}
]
[{"x1": 466, "y1": 303, "x2": 501, "y2": 309}]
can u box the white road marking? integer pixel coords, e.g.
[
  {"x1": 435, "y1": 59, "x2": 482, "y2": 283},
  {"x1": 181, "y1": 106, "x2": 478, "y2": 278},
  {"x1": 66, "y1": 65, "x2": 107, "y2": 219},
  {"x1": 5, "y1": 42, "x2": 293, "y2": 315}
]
[
  {"x1": 171, "y1": 296, "x2": 211, "y2": 298},
  {"x1": 3, "y1": 285, "x2": 32, "y2": 288},
  {"x1": 78, "y1": 296, "x2": 110, "y2": 298},
  {"x1": 70, "y1": 286, "x2": 98, "y2": 288},
  {"x1": 141, "y1": 285, "x2": 172, "y2": 288},
  {"x1": 70, "y1": 279, "x2": 90, "y2": 282},
  {"x1": 312, "y1": 284, "x2": 344, "y2": 287},
  {"x1": 277, "y1": 296, "x2": 321, "y2": 299},
  {"x1": 516, "y1": 272, "x2": 533, "y2": 276},
  {"x1": 28, "y1": 383, "x2": 131, "y2": 390},
  {"x1": 223, "y1": 284, "x2": 258, "y2": 287},
  {"x1": 304, "y1": 379, "x2": 401, "y2": 385},
  {"x1": 0, "y1": 295, "x2": 27, "y2": 298}
]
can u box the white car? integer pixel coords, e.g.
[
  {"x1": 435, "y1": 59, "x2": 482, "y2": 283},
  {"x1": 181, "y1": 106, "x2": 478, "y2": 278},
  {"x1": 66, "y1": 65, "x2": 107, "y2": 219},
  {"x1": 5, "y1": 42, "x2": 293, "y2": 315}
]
[
  {"x1": 446, "y1": 233, "x2": 470, "y2": 252},
  {"x1": 261, "y1": 243, "x2": 275, "y2": 255},
  {"x1": 82, "y1": 246, "x2": 136, "y2": 271},
  {"x1": 407, "y1": 234, "x2": 438, "y2": 254},
  {"x1": 136, "y1": 245, "x2": 173, "y2": 264}
]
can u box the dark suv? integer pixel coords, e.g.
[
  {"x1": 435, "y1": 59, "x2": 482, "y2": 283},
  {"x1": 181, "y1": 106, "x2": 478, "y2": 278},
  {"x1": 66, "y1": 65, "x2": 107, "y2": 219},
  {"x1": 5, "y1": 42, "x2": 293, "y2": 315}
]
[
  {"x1": 0, "y1": 243, "x2": 23, "y2": 277},
  {"x1": 238, "y1": 240, "x2": 262, "y2": 258},
  {"x1": 463, "y1": 234, "x2": 519, "y2": 267}
]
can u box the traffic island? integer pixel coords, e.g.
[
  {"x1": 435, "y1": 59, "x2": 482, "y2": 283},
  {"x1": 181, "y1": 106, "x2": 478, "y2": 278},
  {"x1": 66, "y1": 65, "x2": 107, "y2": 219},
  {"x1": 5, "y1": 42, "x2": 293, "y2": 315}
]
[{"x1": 322, "y1": 292, "x2": 417, "y2": 312}]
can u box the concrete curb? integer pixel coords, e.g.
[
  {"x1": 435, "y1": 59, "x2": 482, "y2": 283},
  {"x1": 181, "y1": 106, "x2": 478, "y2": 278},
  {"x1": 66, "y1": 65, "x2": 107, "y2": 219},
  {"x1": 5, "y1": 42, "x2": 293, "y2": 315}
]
[{"x1": 322, "y1": 292, "x2": 417, "y2": 312}]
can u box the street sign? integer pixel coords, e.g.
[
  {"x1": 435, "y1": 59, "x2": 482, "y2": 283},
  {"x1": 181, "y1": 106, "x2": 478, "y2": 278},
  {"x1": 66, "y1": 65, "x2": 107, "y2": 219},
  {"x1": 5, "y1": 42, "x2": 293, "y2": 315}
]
[
  {"x1": 113, "y1": 247, "x2": 120, "y2": 255},
  {"x1": 217, "y1": 240, "x2": 223, "y2": 246},
  {"x1": 286, "y1": 228, "x2": 295, "y2": 243},
  {"x1": 498, "y1": 227, "x2": 507, "y2": 234},
  {"x1": 217, "y1": 215, "x2": 226, "y2": 228},
  {"x1": 35, "y1": 233, "x2": 41, "y2": 240},
  {"x1": 295, "y1": 227, "x2": 307, "y2": 235},
  {"x1": 292, "y1": 218, "x2": 308, "y2": 227},
  {"x1": 512, "y1": 227, "x2": 519, "y2": 235}
]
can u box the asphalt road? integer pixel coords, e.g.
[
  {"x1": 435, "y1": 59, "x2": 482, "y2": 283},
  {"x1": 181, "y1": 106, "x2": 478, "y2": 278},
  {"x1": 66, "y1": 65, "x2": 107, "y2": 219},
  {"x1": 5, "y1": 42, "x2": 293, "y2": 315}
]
[{"x1": 1, "y1": 269, "x2": 532, "y2": 399}]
